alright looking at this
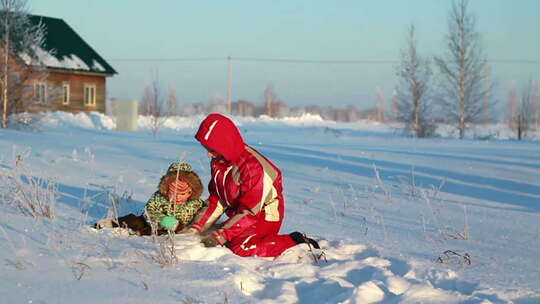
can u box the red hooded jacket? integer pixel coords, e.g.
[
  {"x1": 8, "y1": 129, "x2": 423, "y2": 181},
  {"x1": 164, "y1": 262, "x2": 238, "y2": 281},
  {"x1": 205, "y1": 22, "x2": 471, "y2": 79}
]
[{"x1": 191, "y1": 114, "x2": 293, "y2": 256}]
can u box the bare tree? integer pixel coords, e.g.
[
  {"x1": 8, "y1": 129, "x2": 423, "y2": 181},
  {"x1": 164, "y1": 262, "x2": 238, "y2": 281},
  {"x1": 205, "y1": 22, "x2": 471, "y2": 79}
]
[
  {"x1": 1, "y1": 0, "x2": 47, "y2": 128},
  {"x1": 481, "y1": 61, "x2": 492, "y2": 123},
  {"x1": 395, "y1": 24, "x2": 435, "y2": 137},
  {"x1": 513, "y1": 80, "x2": 537, "y2": 140},
  {"x1": 390, "y1": 90, "x2": 399, "y2": 121},
  {"x1": 140, "y1": 80, "x2": 168, "y2": 138},
  {"x1": 506, "y1": 84, "x2": 518, "y2": 129},
  {"x1": 264, "y1": 82, "x2": 275, "y2": 117},
  {"x1": 434, "y1": 0, "x2": 491, "y2": 139},
  {"x1": 533, "y1": 80, "x2": 540, "y2": 129},
  {"x1": 374, "y1": 87, "x2": 386, "y2": 123},
  {"x1": 167, "y1": 85, "x2": 178, "y2": 116}
]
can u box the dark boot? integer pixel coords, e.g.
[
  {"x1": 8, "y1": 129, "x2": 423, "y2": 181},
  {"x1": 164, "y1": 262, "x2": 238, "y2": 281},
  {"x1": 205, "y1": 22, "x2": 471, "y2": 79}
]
[
  {"x1": 93, "y1": 218, "x2": 119, "y2": 229},
  {"x1": 117, "y1": 214, "x2": 153, "y2": 235},
  {"x1": 290, "y1": 231, "x2": 320, "y2": 249}
]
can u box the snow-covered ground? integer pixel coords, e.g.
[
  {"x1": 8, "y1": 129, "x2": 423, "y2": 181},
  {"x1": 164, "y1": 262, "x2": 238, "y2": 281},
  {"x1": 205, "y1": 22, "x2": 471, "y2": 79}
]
[{"x1": 1, "y1": 112, "x2": 539, "y2": 304}]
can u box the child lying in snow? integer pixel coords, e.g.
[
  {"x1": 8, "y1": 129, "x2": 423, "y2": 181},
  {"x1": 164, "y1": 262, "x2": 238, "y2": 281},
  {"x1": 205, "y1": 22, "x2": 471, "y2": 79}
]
[{"x1": 94, "y1": 162, "x2": 206, "y2": 235}]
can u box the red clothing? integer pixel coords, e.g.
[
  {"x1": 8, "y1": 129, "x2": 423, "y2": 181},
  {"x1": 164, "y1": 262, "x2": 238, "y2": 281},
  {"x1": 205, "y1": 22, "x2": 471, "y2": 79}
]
[{"x1": 191, "y1": 113, "x2": 297, "y2": 257}]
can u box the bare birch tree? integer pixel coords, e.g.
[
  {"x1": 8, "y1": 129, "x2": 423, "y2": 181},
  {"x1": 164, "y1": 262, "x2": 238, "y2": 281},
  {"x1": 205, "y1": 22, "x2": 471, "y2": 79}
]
[
  {"x1": 395, "y1": 24, "x2": 435, "y2": 137},
  {"x1": 434, "y1": 0, "x2": 491, "y2": 139},
  {"x1": 1, "y1": 0, "x2": 46, "y2": 128},
  {"x1": 140, "y1": 80, "x2": 168, "y2": 138}
]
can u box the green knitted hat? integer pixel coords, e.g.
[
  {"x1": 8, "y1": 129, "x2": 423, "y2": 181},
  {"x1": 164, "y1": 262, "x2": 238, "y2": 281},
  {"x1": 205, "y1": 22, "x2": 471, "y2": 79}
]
[{"x1": 167, "y1": 162, "x2": 192, "y2": 173}]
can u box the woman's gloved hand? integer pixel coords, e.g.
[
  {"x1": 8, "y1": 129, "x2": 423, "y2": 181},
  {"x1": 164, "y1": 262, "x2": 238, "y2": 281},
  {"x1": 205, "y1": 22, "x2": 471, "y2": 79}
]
[{"x1": 200, "y1": 235, "x2": 218, "y2": 247}]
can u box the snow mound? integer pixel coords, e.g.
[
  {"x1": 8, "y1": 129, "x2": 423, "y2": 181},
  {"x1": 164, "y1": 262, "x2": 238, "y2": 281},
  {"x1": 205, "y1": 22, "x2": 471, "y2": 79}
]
[
  {"x1": 34, "y1": 111, "x2": 115, "y2": 131},
  {"x1": 9, "y1": 110, "x2": 539, "y2": 140}
]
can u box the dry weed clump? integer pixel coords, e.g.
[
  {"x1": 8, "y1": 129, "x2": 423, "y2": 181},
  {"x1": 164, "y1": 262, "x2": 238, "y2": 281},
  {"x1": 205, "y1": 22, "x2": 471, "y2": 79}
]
[
  {"x1": 135, "y1": 224, "x2": 179, "y2": 269},
  {"x1": 149, "y1": 230, "x2": 179, "y2": 268},
  {"x1": 0, "y1": 154, "x2": 58, "y2": 219}
]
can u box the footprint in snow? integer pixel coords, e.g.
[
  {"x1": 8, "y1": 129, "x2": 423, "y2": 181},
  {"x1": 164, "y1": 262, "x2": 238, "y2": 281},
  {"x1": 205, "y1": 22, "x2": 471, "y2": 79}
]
[{"x1": 231, "y1": 240, "x2": 512, "y2": 304}]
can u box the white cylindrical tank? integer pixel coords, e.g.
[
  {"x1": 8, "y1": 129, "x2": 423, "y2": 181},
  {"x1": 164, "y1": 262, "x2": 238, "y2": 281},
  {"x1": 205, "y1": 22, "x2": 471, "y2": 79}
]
[{"x1": 114, "y1": 99, "x2": 138, "y2": 131}]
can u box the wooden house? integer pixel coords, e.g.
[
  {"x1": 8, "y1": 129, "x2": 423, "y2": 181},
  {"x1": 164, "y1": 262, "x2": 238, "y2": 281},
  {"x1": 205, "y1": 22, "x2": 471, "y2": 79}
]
[{"x1": 24, "y1": 15, "x2": 117, "y2": 113}]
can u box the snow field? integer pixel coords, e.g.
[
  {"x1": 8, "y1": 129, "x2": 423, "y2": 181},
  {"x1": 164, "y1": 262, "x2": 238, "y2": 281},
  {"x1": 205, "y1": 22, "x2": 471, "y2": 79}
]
[{"x1": 1, "y1": 111, "x2": 539, "y2": 303}]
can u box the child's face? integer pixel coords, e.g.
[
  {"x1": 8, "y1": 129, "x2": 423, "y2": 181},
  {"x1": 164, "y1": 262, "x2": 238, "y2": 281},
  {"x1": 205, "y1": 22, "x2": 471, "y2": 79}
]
[{"x1": 167, "y1": 179, "x2": 192, "y2": 204}]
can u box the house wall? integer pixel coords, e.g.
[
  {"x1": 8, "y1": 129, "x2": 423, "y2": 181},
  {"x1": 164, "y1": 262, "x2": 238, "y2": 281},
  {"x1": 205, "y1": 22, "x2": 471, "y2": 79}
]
[
  {"x1": 49, "y1": 71, "x2": 107, "y2": 113},
  {"x1": 26, "y1": 70, "x2": 108, "y2": 113}
]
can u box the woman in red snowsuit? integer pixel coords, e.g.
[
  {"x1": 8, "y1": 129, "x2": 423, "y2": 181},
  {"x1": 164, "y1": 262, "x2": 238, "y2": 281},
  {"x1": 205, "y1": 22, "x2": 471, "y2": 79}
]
[{"x1": 191, "y1": 113, "x2": 319, "y2": 257}]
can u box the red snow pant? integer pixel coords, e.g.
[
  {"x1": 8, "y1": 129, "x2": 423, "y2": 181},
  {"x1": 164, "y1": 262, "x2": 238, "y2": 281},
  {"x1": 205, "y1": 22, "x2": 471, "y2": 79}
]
[{"x1": 223, "y1": 219, "x2": 297, "y2": 258}]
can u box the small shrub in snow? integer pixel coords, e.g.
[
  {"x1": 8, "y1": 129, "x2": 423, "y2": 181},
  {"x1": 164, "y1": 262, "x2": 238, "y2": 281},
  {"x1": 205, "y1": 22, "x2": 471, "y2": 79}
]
[
  {"x1": 94, "y1": 185, "x2": 133, "y2": 223},
  {"x1": 419, "y1": 187, "x2": 470, "y2": 242},
  {"x1": 0, "y1": 154, "x2": 57, "y2": 219},
  {"x1": 135, "y1": 228, "x2": 178, "y2": 269},
  {"x1": 0, "y1": 225, "x2": 32, "y2": 270},
  {"x1": 150, "y1": 231, "x2": 178, "y2": 268},
  {"x1": 11, "y1": 113, "x2": 35, "y2": 130}
]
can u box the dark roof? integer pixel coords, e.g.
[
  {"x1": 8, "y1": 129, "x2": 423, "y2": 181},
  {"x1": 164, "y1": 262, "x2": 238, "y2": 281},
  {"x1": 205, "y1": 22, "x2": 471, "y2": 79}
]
[{"x1": 29, "y1": 15, "x2": 117, "y2": 75}]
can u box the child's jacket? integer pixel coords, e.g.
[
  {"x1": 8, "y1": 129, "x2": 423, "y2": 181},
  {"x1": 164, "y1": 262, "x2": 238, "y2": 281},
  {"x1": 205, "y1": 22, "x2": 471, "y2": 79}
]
[{"x1": 144, "y1": 192, "x2": 205, "y2": 226}]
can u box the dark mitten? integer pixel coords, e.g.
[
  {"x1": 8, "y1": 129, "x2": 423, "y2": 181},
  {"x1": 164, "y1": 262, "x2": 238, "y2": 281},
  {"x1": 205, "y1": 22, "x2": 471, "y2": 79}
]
[{"x1": 290, "y1": 231, "x2": 320, "y2": 249}]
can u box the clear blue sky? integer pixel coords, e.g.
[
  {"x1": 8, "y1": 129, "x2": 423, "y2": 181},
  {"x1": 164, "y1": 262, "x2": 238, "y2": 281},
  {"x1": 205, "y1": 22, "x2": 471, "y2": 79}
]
[{"x1": 27, "y1": 0, "x2": 540, "y2": 111}]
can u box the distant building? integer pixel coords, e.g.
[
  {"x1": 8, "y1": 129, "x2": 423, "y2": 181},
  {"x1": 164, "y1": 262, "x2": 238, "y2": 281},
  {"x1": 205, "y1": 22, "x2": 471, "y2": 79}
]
[
  {"x1": 24, "y1": 15, "x2": 117, "y2": 113},
  {"x1": 232, "y1": 100, "x2": 255, "y2": 117}
]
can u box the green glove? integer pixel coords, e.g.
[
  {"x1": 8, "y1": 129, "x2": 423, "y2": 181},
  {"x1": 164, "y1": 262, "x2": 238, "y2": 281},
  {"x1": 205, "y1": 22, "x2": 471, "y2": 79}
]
[{"x1": 159, "y1": 216, "x2": 178, "y2": 230}]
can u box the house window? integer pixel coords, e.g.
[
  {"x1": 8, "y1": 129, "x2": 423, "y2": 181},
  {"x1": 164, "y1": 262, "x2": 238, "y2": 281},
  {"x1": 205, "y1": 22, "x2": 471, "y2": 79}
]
[
  {"x1": 34, "y1": 81, "x2": 47, "y2": 104},
  {"x1": 62, "y1": 82, "x2": 70, "y2": 105},
  {"x1": 84, "y1": 84, "x2": 96, "y2": 106}
]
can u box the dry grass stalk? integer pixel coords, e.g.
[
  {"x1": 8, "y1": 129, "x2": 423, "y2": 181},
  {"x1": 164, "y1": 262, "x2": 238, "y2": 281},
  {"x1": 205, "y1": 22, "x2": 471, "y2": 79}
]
[
  {"x1": 99, "y1": 186, "x2": 131, "y2": 223},
  {"x1": 437, "y1": 250, "x2": 472, "y2": 266},
  {"x1": 440, "y1": 205, "x2": 470, "y2": 241},
  {"x1": 1, "y1": 155, "x2": 57, "y2": 219},
  {"x1": 372, "y1": 165, "x2": 392, "y2": 202},
  {"x1": 96, "y1": 243, "x2": 115, "y2": 269},
  {"x1": 150, "y1": 230, "x2": 178, "y2": 268},
  {"x1": 0, "y1": 225, "x2": 30, "y2": 270},
  {"x1": 180, "y1": 296, "x2": 195, "y2": 304},
  {"x1": 302, "y1": 233, "x2": 327, "y2": 265},
  {"x1": 71, "y1": 261, "x2": 91, "y2": 280}
]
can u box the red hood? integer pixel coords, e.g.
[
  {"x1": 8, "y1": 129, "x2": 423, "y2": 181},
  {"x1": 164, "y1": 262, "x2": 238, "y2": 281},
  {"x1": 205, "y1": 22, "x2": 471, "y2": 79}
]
[{"x1": 195, "y1": 113, "x2": 245, "y2": 162}]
